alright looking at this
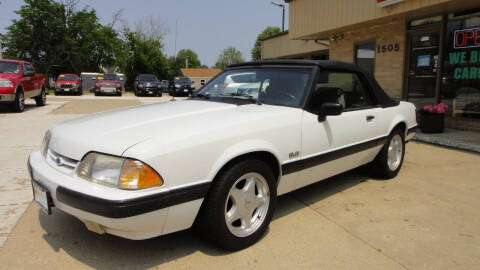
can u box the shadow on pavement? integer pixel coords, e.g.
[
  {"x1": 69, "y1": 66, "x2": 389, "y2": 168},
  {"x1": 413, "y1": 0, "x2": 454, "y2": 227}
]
[
  {"x1": 38, "y1": 167, "x2": 379, "y2": 269},
  {"x1": 0, "y1": 103, "x2": 39, "y2": 114}
]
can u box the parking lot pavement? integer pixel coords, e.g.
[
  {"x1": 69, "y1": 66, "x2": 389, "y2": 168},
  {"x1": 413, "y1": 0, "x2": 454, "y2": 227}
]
[
  {"x1": 1, "y1": 95, "x2": 479, "y2": 269},
  {"x1": 0, "y1": 94, "x2": 178, "y2": 247}
]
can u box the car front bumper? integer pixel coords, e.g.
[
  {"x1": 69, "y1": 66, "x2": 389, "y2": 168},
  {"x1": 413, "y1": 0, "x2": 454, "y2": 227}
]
[
  {"x1": 0, "y1": 93, "x2": 15, "y2": 102},
  {"x1": 27, "y1": 151, "x2": 208, "y2": 240}
]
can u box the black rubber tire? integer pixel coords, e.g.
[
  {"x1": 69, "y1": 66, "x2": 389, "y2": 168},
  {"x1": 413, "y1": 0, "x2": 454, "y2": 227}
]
[
  {"x1": 117, "y1": 92, "x2": 122, "y2": 97},
  {"x1": 11, "y1": 90, "x2": 25, "y2": 113},
  {"x1": 54, "y1": 92, "x2": 59, "y2": 96},
  {"x1": 94, "y1": 93, "x2": 99, "y2": 96},
  {"x1": 197, "y1": 159, "x2": 276, "y2": 251},
  {"x1": 34, "y1": 87, "x2": 47, "y2": 106},
  {"x1": 371, "y1": 129, "x2": 405, "y2": 179}
]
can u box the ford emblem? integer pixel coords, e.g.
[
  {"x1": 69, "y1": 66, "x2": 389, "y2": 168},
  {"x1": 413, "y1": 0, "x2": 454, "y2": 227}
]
[{"x1": 56, "y1": 157, "x2": 62, "y2": 166}]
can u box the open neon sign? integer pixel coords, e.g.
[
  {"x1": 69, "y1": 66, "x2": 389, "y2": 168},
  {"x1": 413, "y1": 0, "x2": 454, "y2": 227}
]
[{"x1": 454, "y1": 27, "x2": 480, "y2": 49}]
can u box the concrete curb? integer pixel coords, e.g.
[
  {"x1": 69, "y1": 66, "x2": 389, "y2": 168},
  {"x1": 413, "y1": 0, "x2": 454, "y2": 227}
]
[{"x1": 412, "y1": 134, "x2": 480, "y2": 154}]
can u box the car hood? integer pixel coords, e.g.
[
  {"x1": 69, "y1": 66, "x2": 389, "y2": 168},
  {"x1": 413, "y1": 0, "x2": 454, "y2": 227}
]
[
  {"x1": 49, "y1": 100, "x2": 298, "y2": 160},
  {"x1": 0, "y1": 73, "x2": 21, "y2": 81}
]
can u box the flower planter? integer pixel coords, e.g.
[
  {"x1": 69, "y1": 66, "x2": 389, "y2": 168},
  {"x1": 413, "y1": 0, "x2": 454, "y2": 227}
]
[{"x1": 419, "y1": 111, "x2": 444, "y2": 133}]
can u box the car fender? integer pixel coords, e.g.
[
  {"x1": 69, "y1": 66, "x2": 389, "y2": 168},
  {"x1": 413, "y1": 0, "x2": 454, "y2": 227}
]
[{"x1": 206, "y1": 139, "x2": 282, "y2": 183}]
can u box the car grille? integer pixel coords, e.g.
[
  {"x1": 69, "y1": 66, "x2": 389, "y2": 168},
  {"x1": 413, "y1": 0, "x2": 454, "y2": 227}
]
[
  {"x1": 102, "y1": 83, "x2": 115, "y2": 87},
  {"x1": 60, "y1": 84, "x2": 75, "y2": 88},
  {"x1": 46, "y1": 149, "x2": 79, "y2": 175}
]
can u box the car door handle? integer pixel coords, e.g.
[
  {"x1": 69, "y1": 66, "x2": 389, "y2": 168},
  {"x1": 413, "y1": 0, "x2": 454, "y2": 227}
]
[{"x1": 366, "y1": 115, "x2": 375, "y2": 121}]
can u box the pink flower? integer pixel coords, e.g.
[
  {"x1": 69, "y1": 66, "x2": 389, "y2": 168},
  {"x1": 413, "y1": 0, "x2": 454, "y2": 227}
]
[{"x1": 423, "y1": 103, "x2": 448, "y2": 114}]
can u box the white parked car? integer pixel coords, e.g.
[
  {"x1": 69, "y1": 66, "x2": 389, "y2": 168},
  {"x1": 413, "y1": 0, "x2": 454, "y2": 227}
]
[{"x1": 28, "y1": 60, "x2": 417, "y2": 250}]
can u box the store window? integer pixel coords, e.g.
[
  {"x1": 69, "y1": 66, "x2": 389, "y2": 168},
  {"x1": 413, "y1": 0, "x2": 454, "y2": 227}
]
[
  {"x1": 441, "y1": 10, "x2": 480, "y2": 118},
  {"x1": 355, "y1": 42, "x2": 375, "y2": 75}
]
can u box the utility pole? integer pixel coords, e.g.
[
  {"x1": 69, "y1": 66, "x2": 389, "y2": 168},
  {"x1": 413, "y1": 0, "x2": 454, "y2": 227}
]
[
  {"x1": 271, "y1": 1, "x2": 285, "y2": 32},
  {"x1": 186, "y1": 56, "x2": 189, "y2": 69}
]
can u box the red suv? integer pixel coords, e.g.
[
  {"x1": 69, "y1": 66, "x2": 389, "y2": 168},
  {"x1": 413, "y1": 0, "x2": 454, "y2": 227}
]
[
  {"x1": 94, "y1": 73, "x2": 122, "y2": 96},
  {"x1": 55, "y1": 74, "x2": 82, "y2": 96}
]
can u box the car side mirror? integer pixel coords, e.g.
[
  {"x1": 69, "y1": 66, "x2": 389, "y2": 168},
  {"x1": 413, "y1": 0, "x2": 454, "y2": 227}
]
[
  {"x1": 316, "y1": 102, "x2": 343, "y2": 122},
  {"x1": 24, "y1": 71, "x2": 34, "y2": 77}
]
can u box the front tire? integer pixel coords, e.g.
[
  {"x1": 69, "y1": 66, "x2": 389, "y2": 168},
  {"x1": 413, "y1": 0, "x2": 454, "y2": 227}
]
[
  {"x1": 198, "y1": 159, "x2": 276, "y2": 251},
  {"x1": 11, "y1": 90, "x2": 25, "y2": 112},
  {"x1": 35, "y1": 87, "x2": 47, "y2": 106},
  {"x1": 371, "y1": 129, "x2": 405, "y2": 179}
]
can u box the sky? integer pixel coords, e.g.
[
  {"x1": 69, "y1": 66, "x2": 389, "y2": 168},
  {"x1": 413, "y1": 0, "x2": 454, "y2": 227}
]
[{"x1": 0, "y1": 0, "x2": 289, "y2": 67}]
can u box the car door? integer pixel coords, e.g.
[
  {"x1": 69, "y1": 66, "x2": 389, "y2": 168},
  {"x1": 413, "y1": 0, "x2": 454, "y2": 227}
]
[
  {"x1": 295, "y1": 69, "x2": 383, "y2": 189},
  {"x1": 21, "y1": 63, "x2": 35, "y2": 97}
]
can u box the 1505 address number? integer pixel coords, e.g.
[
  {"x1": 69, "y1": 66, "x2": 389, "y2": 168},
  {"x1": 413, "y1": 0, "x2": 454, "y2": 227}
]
[{"x1": 377, "y1": 43, "x2": 400, "y2": 54}]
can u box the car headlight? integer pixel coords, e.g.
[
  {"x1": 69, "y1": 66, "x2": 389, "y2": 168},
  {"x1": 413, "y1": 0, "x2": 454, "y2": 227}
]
[
  {"x1": 138, "y1": 84, "x2": 144, "y2": 88},
  {"x1": 41, "y1": 130, "x2": 52, "y2": 158},
  {"x1": 175, "y1": 84, "x2": 180, "y2": 88},
  {"x1": 76, "y1": 152, "x2": 163, "y2": 189},
  {"x1": 0, "y1": 78, "x2": 13, "y2": 87}
]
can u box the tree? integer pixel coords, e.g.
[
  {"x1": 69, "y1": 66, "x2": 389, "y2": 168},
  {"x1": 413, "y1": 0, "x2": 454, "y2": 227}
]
[
  {"x1": 176, "y1": 49, "x2": 201, "y2": 69},
  {"x1": 251, "y1": 26, "x2": 281, "y2": 61},
  {"x1": 167, "y1": 49, "x2": 202, "y2": 79},
  {"x1": 0, "y1": 0, "x2": 122, "y2": 81},
  {"x1": 215, "y1": 46, "x2": 245, "y2": 70},
  {"x1": 118, "y1": 29, "x2": 169, "y2": 86}
]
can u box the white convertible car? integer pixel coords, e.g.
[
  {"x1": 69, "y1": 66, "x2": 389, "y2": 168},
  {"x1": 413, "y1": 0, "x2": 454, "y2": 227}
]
[{"x1": 28, "y1": 60, "x2": 417, "y2": 250}]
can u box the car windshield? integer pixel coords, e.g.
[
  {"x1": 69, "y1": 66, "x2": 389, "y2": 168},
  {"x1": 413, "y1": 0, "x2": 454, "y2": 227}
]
[
  {"x1": 98, "y1": 74, "x2": 117, "y2": 80},
  {"x1": 195, "y1": 68, "x2": 313, "y2": 107},
  {"x1": 139, "y1": 74, "x2": 158, "y2": 81},
  {"x1": 0, "y1": 61, "x2": 20, "y2": 74},
  {"x1": 57, "y1": 75, "x2": 78, "y2": 81},
  {"x1": 175, "y1": 77, "x2": 191, "y2": 85}
]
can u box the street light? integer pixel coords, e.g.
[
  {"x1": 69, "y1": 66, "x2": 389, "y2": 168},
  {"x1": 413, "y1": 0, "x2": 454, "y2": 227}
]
[{"x1": 271, "y1": 1, "x2": 285, "y2": 32}]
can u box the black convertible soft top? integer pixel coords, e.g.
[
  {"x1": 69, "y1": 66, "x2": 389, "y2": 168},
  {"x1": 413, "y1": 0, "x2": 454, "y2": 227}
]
[{"x1": 228, "y1": 60, "x2": 398, "y2": 108}]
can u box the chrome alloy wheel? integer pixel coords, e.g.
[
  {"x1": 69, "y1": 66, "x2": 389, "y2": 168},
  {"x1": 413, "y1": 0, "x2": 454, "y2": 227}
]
[
  {"x1": 18, "y1": 92, "x2": 25, "y2": 111},
  {"x1": 42, "y1": 89, "x2": 46, "y2": 103},
  {"x1": 387, "y1": 134, "x2": 403, "y2": 171},
  {"x1": 224, "y1": 172, "x2": 270, "y2": 237}
]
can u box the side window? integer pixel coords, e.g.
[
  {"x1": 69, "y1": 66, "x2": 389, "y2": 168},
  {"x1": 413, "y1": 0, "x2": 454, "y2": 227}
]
[
  {"x1": 23, "y1": 63, "x2": 33, "y2": 75},
  {"x1": 308, "y1": 70, "x2": 372, "y2": 111}
]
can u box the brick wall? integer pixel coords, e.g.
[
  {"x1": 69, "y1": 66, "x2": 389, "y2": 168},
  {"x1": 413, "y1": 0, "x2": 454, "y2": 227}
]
[{"x1": 329, "y1": 20, "x2": 406, "y2": 99}]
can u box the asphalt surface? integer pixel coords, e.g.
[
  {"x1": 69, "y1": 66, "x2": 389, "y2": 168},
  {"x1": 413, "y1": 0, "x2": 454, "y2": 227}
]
[{"x1": 0, "y1": 95, "x2": 479, "y2": 269}]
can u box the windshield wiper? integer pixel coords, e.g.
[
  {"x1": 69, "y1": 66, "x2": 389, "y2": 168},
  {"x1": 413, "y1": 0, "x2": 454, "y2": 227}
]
[{"x1": 219, "y1": 93, "x2": 262, "y2": 105}]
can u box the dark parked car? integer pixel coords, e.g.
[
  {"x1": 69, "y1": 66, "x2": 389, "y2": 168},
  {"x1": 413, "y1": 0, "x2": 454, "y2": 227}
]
[
  {"x1": 134, "y1": 74, "x2": 162, "y2": 97},
  {"x1": 170, "y1": 76, "x2": 195, "y2": 96}
]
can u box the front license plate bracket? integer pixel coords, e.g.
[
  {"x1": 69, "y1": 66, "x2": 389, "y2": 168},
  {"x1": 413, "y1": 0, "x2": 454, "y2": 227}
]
[{"x1": 31, "y1": 180, "x2": 53, "y2": 215}]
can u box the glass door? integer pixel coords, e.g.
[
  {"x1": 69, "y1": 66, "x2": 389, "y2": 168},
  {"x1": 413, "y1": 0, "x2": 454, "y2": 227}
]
[{"x1": 407, "y1": 31, "x2": 440, "y2": 108}]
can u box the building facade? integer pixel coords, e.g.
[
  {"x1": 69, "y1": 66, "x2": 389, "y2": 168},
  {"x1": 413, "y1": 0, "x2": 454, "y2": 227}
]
[
  {"x1": 262, "y1": 0, "x2": 480, "y2": 130},
  {"x1": 180, "y1": 68, "x2": 222, "y2": 90}
]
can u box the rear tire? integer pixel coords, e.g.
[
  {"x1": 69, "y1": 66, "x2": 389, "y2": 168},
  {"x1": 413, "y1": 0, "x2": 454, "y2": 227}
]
[
  {"x1": 371, "y1": 129, "x2": 405, "y2": 179},
  {"x1": 34, "y1": 87, "x2": 47, "y2": 106},
  {"x1": 197, "y1": 159, "x2": 276, "y2": 251},
  {"x1": 11, "y1": 90, "x2": 25, "y2": 113},
  {"x1": 94, "y1": 93, "x2": 99, "y2": 96}
]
